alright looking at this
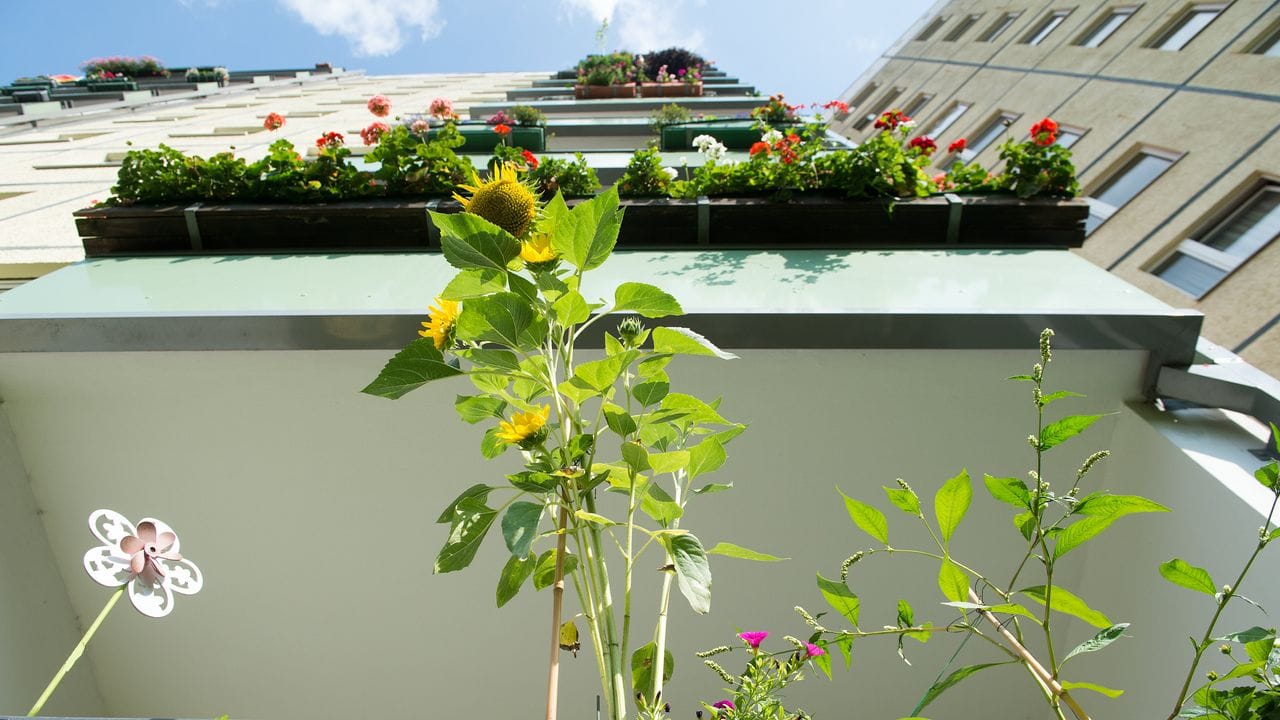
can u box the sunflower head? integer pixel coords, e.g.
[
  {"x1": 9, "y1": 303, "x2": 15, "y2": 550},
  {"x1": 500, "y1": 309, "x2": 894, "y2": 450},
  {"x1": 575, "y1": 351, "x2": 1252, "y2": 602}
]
[
  {"x1": 521, "y1": 232, "x2": 560, "y2": 271},
  {"x1": 418, "y1": 296, "x2": 461, "y2": 350},
  {"x1": 496, "y1": 405, "x2": 551, "y2": 449},
  {"x1": 452, "y1": 162, "x2": 538, "y2": 239}
]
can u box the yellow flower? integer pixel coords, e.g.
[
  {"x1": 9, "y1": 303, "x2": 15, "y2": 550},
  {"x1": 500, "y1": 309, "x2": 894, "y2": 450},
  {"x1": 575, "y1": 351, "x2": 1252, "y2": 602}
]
[
  {"x1": 452, "y1": 162, "x2": 538, "y2": 238},
  {"x1": 521, "y1": 232, "x2": 559, "y2": 265},
  {"x1": 496, "y1": 405, "x2": 551, "y2": 447},
  {"x1": 418, "y1": 296, "x2": 460, "y2": 350}
]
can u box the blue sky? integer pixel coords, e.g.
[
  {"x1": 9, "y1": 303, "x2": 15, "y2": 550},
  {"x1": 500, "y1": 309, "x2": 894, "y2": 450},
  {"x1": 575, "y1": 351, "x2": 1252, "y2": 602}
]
[{"x1": 0, "y1": 0, "x2": 936, "y2": 108}]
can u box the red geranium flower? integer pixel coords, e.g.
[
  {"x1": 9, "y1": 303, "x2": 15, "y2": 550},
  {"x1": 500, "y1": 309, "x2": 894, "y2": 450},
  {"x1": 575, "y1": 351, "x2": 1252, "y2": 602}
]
[
  {"x1": 948, "y1": 137, "x2": 967, "y2": 153},
  {"x1": 522, "y1": 149, "x2": 539, "y2": 169},
  {"x1": 874, "y1": 110, "x2": 910, "y2": 130},
  {"x1": 1030, "y1": 117, "x2": 1059, "y2": 146},
  {"x1": 908, "y1": 136, "x2": 937, "y2": 155},
  {"x1": 262, "y1": 112, "x2": 285, "y2": 131},
  {"x1": 360, "y1": 121, "x2": 390, "y2": 146},
  {"x1": 824, "y1": 99, "x2": 849, "y2": 114},
  {"x1": 492, "y1": 123, "x2": 512, "y2": 137},
  {"x1": 749, "y1": 141, "x2": 771, "y2": 157},
  {"x1": 315, "y1": 131, "x2": 344, "y2": 150}
]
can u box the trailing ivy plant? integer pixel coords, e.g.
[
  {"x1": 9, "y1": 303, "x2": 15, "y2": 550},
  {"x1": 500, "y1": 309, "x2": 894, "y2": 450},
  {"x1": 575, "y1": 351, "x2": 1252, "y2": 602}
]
[
  {"x1": 362, "y1": 184, "x2": 776, "y2": 720},
  {"x1": 795, "y1": 329, "x2": 1169, "y2": 720}
]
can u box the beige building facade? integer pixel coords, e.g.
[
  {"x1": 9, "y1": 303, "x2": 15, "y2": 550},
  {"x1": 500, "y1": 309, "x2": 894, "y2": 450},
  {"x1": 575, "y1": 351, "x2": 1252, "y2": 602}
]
[{"x1": 835, "y1": 0, "x2": 1280, "y2": 374}]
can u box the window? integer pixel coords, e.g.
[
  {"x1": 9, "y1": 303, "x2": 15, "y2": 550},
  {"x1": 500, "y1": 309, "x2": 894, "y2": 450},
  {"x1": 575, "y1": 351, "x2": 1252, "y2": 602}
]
[
  {"x1": 1055, "y1": 126, "x2": 1087, "y2": 148},
  {"x1": 952, "y1": 112, "x2": 1020, "y2": 164},
  {"x1": 1155, "y1": 185, "x2": 1280, "y2": 297},
  {"x1": 978, "y1": 12, "x2": 1021, "y2": 41},
  {"x1": 853, "y1": 87, "x2": 904, "y2": 130},
  {"x1": 1247, "y1": 21, "x2": 1280, "y2": 56},
  {"x1": 902, "y1": 93, "x2": 935, "y2": 119},
  {"x1": 1084, "y1": 149, "x2": 1177, "y2": 234},
  {"x1": 847, "y1": 82, "x2": 879, "y2": 111},
  {"x1": 1074, "y1": 6, "x2": 1137, "y2": 47},
  {"x1": 945, "y1": 14, "x2": 983, "y2": 41},
  {"x1": 915, "y1": 16, "x2": 949, "y2": 41},
  {"x1": 1145, "y1": 3, "x2": 1225, "y2": 51},
  {"x1": 923, "y1": 102, "x2": 971, "y2": 137},
  {"x1": 1022, "y1": 9, "x2": 1073, "y2": 45}
]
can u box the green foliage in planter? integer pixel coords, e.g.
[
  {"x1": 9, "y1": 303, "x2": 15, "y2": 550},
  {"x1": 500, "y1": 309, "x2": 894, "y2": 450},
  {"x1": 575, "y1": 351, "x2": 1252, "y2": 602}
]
[
  {"x1": 509, "y1": 104, "x2": 547, "y2": 127},
  {"x1": 576, "y1": 51, "x2": 639, "y2": 86},
  {"x1": 367, "y1": 123, "x2": 473, "y2": 196},
  {"x1": 812, "y1": 128, "x2": 932, "y2": 199},
  {"x1": 529, "y1": 152, "x2": 601, "y2": 197},
  {"x1": 105, "y1": 125, "x2": 477, "y2": 205},
  {"x1": 617, "y1": 146, "x2": 674, "y2": 198},
  {"x1": 650, "y1": 103, "x2": 694, "y2": 134}
]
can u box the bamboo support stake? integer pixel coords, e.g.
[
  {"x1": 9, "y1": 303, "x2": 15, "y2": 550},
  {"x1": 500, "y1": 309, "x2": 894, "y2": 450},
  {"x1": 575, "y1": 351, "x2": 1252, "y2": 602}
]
[
  {"x1": 967, "y1": 589, "x2": 1090, "y2": 720},
  {"x1": 546, "y1": 506, "x2": 569, "y2": 720}
]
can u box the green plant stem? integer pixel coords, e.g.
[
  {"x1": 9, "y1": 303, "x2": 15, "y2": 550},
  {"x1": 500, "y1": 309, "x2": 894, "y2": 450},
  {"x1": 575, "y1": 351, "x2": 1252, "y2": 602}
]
[
  {"x1": 882, "y1": 548, "x2": 1010, "y2": 600},
  {"x1": 29, "y1": 586, "x2": 125, "y2": 717},
  {"x1": 584, "y1": 492, "x2": 626, "y2": 720},
  {"x1": 651, "y1": 564, "x2": 675, "y2": 704},
  {"x1": 547, "y1": 504, "x2": 569, "y2": 720},
  {"x1": 1165, "y1": 491, "x2": 1280, "y2": 720}
]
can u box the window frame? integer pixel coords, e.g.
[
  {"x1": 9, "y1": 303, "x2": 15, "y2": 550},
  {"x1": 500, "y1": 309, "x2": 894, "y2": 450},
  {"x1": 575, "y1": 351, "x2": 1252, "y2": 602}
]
[
  {"x1": 1073, "y1": 5, "x2": 1139, "y2": 48},
  {"x1": 1084, "y1": 146, "x2": 1182, "y2": 235},
  {"x1": 901, "y1": 92, "x2": 936, "y2": 120},
  {"x1": 1144, "y1": 2, "x2": 1228, "y2": 51},
  {"x1": 1021, "y1": 9, "x2": 1074, "y2": 46},
  {"x1": 952, "y1": 110, "x2": 1022, "y2": 164},
  {"x1": 944, "y1": 13, "x2": 984, "y2": 41},
  {"x1": 1245, "y1": 17, "x2": 1280, "y2": 56},
  {"x1": 853, "y1": 86, "x2": 905, "y2": 131},
  {"x1": 978, "y1": 12, "x2": 1022, "y2": 42},
  {"x1": 1153, "y1": 182, "x2": 1280, "y2": 298},
  {"x1": 921, "y1": 101, "x2": 972, "y2": 138},
  {"x1": 914, "y1": 15, "x2": 950, "y2": 42}
]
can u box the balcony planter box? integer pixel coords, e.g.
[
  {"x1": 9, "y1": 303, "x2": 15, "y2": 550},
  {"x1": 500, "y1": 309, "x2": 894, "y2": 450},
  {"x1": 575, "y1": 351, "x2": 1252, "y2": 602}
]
[
  {"x1": 427, "y1": 124, "x2": 545, "y2": 153},
  {"x1": 660, "y1": 120, "x2": 803, "y2": 151},
  {"x1": 85, "y1": 81, "x2": 140, "y2": 92},
  {"x1": 638, "y1": 82, "x2": 704, "y2": 98},
  {"x1": 573, "y1": 84, "x2": 638, "y2": 100},
  {"x1": 72, "y1": 196, "x2": 1086, "y2": 257}
]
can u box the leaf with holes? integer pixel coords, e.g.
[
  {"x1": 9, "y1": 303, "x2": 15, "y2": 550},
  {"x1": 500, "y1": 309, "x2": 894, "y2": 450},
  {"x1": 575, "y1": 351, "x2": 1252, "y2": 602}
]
[{"x1": 1062, "y1": 623, "x2": 1129, "y2": 665}]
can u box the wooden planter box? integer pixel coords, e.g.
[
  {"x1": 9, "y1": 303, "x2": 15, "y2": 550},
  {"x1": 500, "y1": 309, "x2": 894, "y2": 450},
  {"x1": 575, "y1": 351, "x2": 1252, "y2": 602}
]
[
  {"x1": 639, "y1": 82, "x2": 704, "y2": 98},
  {"x1": 73, "y1": 196, "x2": 1087, "y2": 257},
  {"x1": 660, "y1": 120, "x2": 803, "y2": 151},
  {"x1": 573, "y1": 84, "x2": 638, "y2": 100}
]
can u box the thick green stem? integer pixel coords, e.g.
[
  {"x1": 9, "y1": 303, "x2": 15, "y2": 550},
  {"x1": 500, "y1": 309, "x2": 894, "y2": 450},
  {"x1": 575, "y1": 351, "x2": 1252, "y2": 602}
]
[
  {"x1": 547, "y1": 505, "x2": 569, "y2": 720},
  {"x1": 29, "y1": 586, "x2": 125, "y2": 717},
  {"x1": 651, "y1": 566, "x2": 675, "y2": 705},
  {"x1": 584, "y1": 491, "x2": 625, "y2": 720}
]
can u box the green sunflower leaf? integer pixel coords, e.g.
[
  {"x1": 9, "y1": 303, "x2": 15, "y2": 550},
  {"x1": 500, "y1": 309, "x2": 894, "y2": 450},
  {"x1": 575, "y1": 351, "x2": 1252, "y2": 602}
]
[
  {"x1": 613, "y1": 283, "x2": 684, "y2": 319},
  {"x1": 361, "y1": 338, "x2": 464, "y2": 399},
  {"x1": 432, "y1": 210, "x2": 522, "y2": 272}
]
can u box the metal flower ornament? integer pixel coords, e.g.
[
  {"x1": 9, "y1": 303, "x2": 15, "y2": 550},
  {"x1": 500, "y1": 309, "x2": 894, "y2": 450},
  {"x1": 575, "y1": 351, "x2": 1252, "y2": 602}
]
[
  {"x1": 28, "y1": 509, "x2": 202, "y2": 716},
  {"x1": 82, "y1": 509, "x2": 203, "y2": 618}
]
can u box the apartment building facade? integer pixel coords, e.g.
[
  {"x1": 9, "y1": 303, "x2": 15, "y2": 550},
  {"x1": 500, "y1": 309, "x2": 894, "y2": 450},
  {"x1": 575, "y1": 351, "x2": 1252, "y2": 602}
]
[{"x1": 835, "y1": 0, "x2": 1280, "y2": 375}]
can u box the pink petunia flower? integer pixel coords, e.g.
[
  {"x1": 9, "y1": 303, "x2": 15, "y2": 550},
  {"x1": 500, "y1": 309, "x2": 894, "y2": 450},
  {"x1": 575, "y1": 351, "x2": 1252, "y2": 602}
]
[
  {"x1": 738, "y1": 631, "x2": 768, "y2": 648},
  {"x1": 712, "y1": 700, "x2": 735, "y2": 711},
  {"x1": 805, "y1": 642, "x2": 825, "y2": 657}
]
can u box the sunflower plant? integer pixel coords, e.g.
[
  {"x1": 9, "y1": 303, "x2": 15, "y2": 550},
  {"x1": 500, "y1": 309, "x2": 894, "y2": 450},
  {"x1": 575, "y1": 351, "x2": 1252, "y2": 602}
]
[{"x1": 363, "y1": 165, "x2": 770, "y2": 720}]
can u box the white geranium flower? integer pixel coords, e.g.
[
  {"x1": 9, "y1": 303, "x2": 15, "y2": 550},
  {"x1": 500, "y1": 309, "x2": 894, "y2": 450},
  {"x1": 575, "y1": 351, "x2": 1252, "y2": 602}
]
[
  {"x1": 761, "y1": 128, "x2": 783, "y2": 145},
  {"x1": 691, "y1": 134, "x2": 727, "y2": 164},
  {"x1": 663, "y1": 167, "x2": 679, "y2": 180},
  {"x1": 83, "y1": 509, "x2": 203, "y2": 618}
]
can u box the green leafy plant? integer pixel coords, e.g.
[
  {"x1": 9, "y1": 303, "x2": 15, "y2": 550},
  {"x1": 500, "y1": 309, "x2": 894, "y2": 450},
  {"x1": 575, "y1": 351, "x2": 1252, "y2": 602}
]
[
  {"x1": 576, "y1": 52, "x2": 639, "y2": 86},
  {"x1": 510, "y1": 105, "x2": 548, "y2": 127},
  {"x1": 527, "y1": 152, "x2": 601, "y2": 197},
  {"x1": 795, "y1": 329, "x2": 1168, "y2": 720},
  {"x1": 363, "y1": 184, "x2": 775, "y2": 720},
  {"x1": 367, "y1": 122, "x2": 473, "y2": 196},
  {"x1": 698, "y1": 632, "x2": 818, "y2": 720},
  {"x1": 650, "y1": 104, "x2": 694, "y2": 134},
  {"x1": 993, "y1": 118, "x2": 1079, "y2": 199},
  {"x1": 617, "y1": 146, "x2": 676, "y2": 198},
  {"x1": 1163, "y1": 424, "x2": 1280, "y2": 720}
]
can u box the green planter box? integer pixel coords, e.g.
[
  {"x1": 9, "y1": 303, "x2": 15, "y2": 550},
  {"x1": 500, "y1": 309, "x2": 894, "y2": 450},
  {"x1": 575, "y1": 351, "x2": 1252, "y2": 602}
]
[
  {"x1": 85, "y1": 81, "x2": 140, "y2": 92},
  {"x1": 660, "y1": 121, "x2": 802, "y2": 151},
  {"x1": 434, "y1": 125, "x2": 545, "y2": 153}
]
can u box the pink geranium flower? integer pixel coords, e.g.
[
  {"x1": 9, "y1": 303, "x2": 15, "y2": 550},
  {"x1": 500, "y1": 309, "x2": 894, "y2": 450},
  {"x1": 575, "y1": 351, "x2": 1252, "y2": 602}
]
[
  {"x1": 367, "y1": 94, "x2": 392, "y2": 117},
  {"x1": 360, "y1": 121, "x2": 390, "y2": 146}
]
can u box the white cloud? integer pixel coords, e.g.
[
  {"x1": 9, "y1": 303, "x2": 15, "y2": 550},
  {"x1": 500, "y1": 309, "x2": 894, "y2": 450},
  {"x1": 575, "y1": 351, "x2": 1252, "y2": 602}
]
[
  {"x1": 560, "y1": 0, "x2": 704, "y2": 52},
  {"x1": 277, "y1": 0, "x2": 445, "y2": 56}
]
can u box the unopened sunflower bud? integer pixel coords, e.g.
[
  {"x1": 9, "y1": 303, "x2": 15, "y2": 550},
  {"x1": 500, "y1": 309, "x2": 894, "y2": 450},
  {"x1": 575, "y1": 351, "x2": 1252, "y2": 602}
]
[
  {"x1": 696, "y1": 645, "x2": 732, "y2": 658},
  {"x1": 1219, "y1": 644, "x2": 1232, "y2": 654},
  {"x1": 704, "y1": 659, "x2": 736, "y2": 684},
  {"x1": 1077, "y1": 451, "x2": 1110, "y2": 480},
  {"x1": 1040, "y1": 329, "x2": 1054, "y2": 363},
  {"x1": 840, "y1": 552, "x2": 865, "y2": 582},
  {"x1": 1206, "y1": 670, "x2": 1219, "y2": 681},
  {"x1": 617, "y1": 316, "x2": 646, "y2": 348}
]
